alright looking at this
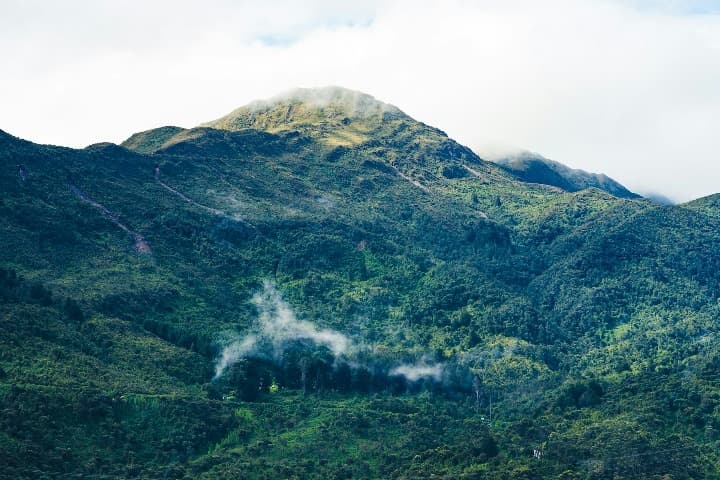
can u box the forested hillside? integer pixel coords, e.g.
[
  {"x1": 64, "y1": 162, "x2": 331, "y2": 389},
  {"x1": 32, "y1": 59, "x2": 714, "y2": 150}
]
[
  {"x1": 492, "y1": 152, "x2": 640, "y2": 199},
  {"x1": 1, "y1": 87, "x2": 719, "y2": 479}
]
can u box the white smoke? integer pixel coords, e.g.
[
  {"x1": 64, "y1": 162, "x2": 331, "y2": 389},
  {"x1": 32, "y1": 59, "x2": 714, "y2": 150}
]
[
  {"x1": 214, "y1": 280, "x2": 352, "y2": 379},
  {"x1": 214, "y1": 280, "x2": 447, "y2": 385},
  {"x1": 252, "y1": 279, "x2": 351, "y2": 356},
  {"x1": 390, "y1": 360, "x2": 444, "y2": 382},
  {"x1": 213, "y1": 335, "x2": 257, "y2": 379}
]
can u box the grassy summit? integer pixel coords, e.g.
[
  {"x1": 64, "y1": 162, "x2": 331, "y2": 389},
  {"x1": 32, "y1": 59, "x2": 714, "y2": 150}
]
[{"x1": 205, "y1": 86, "x2": 405, "y2": 144}]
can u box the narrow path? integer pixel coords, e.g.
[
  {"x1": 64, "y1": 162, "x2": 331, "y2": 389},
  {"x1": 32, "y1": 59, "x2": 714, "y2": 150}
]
[
  {"x1": 463, "y1": 163, "x2": 512, "y2": 184},
  {"x1": 461, "y1": 165, "x2": 490, "y2": 218},
  {"x1": 69, "y1": 184, "x2": 151, "y2": 254},
  {"x1": 155, "y1": 166, "x2": 223, "y2": 215},
  {"x1": 389, "y1": 164, "x2": 431, "y2": 193},
  {"x1": 154, "y1": 166, "x2": 258, "y2": 231},
  {"x1": 462, "y1": 164, "x2": 485, "y2": 179}
]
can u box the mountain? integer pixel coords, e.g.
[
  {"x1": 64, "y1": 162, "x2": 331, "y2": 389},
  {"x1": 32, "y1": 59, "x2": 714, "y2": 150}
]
[
  {"x1": 204, "y1": 86, "x2": 408, "y2": 134},
  {"x1": 493, "y1": 151, "x2": 640, "y2": 199},
  {"x1": 2, "y1": 87, "x2": 720, "y2": 479}
]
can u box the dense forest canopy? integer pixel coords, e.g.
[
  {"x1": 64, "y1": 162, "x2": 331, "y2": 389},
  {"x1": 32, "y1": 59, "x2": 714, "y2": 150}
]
[{"x1": 1, "y1": 88, "x2": 720, "y2": 479}]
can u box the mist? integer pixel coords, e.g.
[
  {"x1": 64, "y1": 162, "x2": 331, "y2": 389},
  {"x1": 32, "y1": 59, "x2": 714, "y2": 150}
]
[
  {"x1": 214, "y1": 280, "x2": 353, "y2": 379},
  {"x1": 213, "y1": 280, "x2": 449, "y2": 393},
  {"x1": 238, "y1": 86, "x2": 401, "y2": 119},
  {"x1": 214, "y1": 335, "x2": 257, "y2": 380},
  {"x1": 252, "y1": 280, "x2": 351, "y2": 356},
  {"x1": 390, "y1": 361, "x2": 444, "y2": 382}
]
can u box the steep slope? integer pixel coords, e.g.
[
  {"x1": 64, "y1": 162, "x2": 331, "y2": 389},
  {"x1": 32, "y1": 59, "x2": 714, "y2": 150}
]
[
  {"x1": 125, "y1": 87, "x2": 500, "y2": 187},
  {"x1": 1, "y1": 89, "x2": 719, "y2": 479},
  {"x1": 494, "y1": 151, "x2": 640, "y2": 199},
  {"x1": 121, "y1": 125, "x2": 185, "y2": 154}
]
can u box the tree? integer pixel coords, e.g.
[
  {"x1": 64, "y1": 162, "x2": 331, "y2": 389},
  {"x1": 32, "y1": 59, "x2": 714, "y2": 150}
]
[
  {"x1": 63, "y1": 298, "x2": 84, "y2": 322},
  {"x1": 300, "y1": 357, "x2": 310, "y2": 395},
  {"x1": 472, "y1": 375, "x2": 481, "y2": 413}
]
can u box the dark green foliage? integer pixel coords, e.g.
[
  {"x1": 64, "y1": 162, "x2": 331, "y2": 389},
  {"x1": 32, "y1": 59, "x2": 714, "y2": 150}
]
[
  {"x1": 1, "y1": 88, "x2": 720, "y2": 478},
  {"x1": 325, "y1": 145, "x2": 349, "y2": 162},
  {"x1": 440, "y1": 163, "x2": 469, "y2": 179},
  {"x1": 495, "y1": 152, "x2": 640, "y2": 198},
  {"x1": 556, "y1": 380, "x2": 604, "y2": 409},
  {"x1": 63, "y1": 297, "x2": 84, "y2": 322}
]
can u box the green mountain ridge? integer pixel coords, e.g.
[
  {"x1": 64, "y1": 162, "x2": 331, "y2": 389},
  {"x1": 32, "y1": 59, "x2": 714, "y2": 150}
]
[
  {"x1": 492, "y1": 151, "x2": 640, "y2": 199},
  {"x1": 2, "y1": 88, "x2": 720, "y2": 479}
]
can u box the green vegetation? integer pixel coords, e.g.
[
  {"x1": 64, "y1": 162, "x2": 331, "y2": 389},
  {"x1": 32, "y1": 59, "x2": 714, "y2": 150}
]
[
  {"x1": 494, "y1": 151, "x2": 641, "y2": 199},
  {"x1": 2, "y1": 87, "x2": 720, "y2": 478}
]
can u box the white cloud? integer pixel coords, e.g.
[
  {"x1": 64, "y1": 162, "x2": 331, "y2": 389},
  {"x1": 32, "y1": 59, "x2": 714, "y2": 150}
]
[
  {"x1": 1, "y1": 0, "x2": 719, "y2": 202},
  {"x1": 214, "y1": 280, "x2": 352, "y2": 378},
  {"x1": 390, "y1": 361, "x2": 444, "y2": 382}
]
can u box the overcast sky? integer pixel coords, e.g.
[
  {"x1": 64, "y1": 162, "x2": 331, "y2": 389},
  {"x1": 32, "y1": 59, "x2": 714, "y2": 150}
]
[{"x1": 1, "y1": 0, "x2": 719, "y2": 202}]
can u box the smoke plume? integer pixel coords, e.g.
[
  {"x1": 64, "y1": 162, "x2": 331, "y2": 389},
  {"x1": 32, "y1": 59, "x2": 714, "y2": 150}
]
[
  {"x1": 214, "y1": 280, "x2": 447, "y2": 390},
  {"x1": 214, "y1": 280, "x2": 352, "y2": 378},
  {"x1": 214, "y1": 335, "x2": 257, "y2": 379},
  {"x1": 252, "y1": 279, "x2": 351, "y2": 356},
  {"x1": 390, "y1": 360, "x2": 444, "y2": 382}
]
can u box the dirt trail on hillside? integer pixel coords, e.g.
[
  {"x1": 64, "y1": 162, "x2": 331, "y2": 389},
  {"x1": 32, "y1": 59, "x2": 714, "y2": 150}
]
[
  {"x1": 463, "y1": 163, "x2": 511, "y2": 185},
  {"x1": 155, "y1": 166, "x2": 225, "y2": 215},
  {"x1": 389, "y1": 165, "x2": 431, "y2": 193},
  {"x1": 69, "y1": 184, "x2": 151, "y2": 254},
  {"x1": 462, "y1": 164, "x2": 486, "y2": 179},
  {"x1": 154, "y1": 166, "x2": 258, "y2": 231}
]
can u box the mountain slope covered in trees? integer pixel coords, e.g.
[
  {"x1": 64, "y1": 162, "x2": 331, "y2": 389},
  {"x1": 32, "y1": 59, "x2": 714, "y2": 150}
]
[
  {"x1": 1, "y1": 87, "x2": 719, "y2": 479},
  {"x1": 492, "y1": 151, "x2": 640, "y2": 199}
]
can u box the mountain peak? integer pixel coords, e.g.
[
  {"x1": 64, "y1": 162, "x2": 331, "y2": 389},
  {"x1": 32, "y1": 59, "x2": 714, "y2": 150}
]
[
  {"x1": 258, "y1": 86, "x2": 401, "y2": 116},
  {"x1": 203, "y1": 86, "x2": 407, "y2": 137},
  {"x1": 120, "y1": 86, "x2": 476, "y2": 154}
]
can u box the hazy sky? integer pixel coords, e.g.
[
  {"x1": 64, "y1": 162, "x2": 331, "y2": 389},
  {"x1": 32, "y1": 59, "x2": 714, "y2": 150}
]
[{"x1": 1, "y1": 0, "x2": 719, "y2": 202}]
